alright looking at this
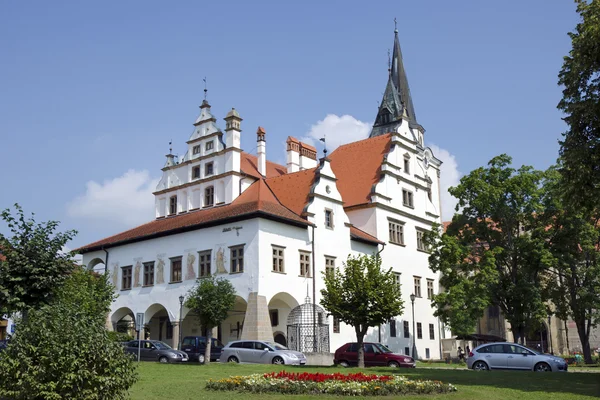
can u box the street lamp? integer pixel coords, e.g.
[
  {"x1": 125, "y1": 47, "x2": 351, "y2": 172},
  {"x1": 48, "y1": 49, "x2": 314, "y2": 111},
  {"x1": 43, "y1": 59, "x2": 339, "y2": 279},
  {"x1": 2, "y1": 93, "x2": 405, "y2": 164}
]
[
  {"x1": 178, "y1": 295, "x2": 184, "y2": 350},
  {"x1": 410, "y1": 293, "x2": 416, "y2": 359}
]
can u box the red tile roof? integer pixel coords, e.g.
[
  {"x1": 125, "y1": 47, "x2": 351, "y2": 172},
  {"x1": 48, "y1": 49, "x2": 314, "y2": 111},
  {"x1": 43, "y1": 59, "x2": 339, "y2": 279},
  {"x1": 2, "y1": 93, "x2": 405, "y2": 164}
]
[
  {"x1": 350, "y1": 226, "x2": 383, "y2": 245},
  {"x1": 265, "y1": 168, "x2": 317, "y2": 216},
  {"x1": 241, "y1": 152, "x2": 286, "y2": 179},
  {"x1": 76, "y1": 179, "x2": 310, "y2": 253},
  {"x1": 329, "y1": 134, "x2": 392, "y2": 208}
]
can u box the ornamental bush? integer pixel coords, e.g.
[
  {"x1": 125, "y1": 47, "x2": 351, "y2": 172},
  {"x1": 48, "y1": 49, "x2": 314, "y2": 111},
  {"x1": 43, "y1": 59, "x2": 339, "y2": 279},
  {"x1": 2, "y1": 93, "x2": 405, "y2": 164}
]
[
  {"x1": 0, "y1": 269, "x2": 138, "y2": 400},
  {"x1": 206, "y1": 371, "x2": 457, "y2": 396}
]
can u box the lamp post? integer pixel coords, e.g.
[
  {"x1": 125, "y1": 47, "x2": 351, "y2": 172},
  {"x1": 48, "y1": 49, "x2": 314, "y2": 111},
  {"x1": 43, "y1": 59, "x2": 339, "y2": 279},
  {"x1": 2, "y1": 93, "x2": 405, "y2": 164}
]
[
  {"x1": 548, "y1": 314, "x2": 553, "y2": 354},
  {"x1": 178, "y1": 295, "x2": 184, "y2": 350},
  {"x1": 410, "y1": 293, "x2": 416, "y2": 359}
]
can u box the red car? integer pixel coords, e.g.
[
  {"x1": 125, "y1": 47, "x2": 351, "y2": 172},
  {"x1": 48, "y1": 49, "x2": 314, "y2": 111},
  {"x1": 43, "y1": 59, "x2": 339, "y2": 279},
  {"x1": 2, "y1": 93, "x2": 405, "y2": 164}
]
[{"x1": 334, "y1": 342, "x2": 416, "y2": 368}]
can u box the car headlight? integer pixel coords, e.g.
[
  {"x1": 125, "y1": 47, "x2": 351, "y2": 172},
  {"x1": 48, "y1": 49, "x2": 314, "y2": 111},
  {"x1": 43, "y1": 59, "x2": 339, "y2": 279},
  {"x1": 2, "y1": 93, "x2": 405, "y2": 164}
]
[
  {"x1": 403, "y1": 358, "x2": 412, "y2": 363},
  {"x1": 287, "y1": 353, "x2": 298, "y2": 359}
]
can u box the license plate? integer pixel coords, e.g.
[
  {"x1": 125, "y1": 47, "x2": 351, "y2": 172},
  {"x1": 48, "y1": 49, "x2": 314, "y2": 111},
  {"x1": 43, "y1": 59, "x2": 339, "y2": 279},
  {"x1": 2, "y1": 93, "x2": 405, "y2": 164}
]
[{"x1": 182, "y1": 359, "x2": 188, "y2": 362}]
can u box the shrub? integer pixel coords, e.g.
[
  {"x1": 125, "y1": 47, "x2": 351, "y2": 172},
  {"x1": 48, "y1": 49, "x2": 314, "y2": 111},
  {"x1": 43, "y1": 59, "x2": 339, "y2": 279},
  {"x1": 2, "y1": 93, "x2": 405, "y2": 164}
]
[{"x1": 108, "y1": 331, "x2": 134, "y2": 343}]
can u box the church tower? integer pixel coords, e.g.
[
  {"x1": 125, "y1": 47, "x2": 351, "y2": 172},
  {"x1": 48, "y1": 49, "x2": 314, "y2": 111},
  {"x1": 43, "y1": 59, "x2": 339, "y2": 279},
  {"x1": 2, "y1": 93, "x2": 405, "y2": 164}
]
[{"x1": 370, "y1": 25, "x2": 423, "y2": 138}]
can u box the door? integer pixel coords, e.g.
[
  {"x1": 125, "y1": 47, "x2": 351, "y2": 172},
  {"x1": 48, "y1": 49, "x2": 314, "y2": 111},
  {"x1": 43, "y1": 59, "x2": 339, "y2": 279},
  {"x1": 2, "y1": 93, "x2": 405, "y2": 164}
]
[
  {"x1": 479, "y1": 344, "x2": 507, "y2": 369},
  {"x1": 344, "y1": 343, "x2": 358, "y2": 366},
  {"x1": 240, "y1": 341, "x2": 259, "y2": 363},
  {"x1": 254, "y1": 341, "x2": 272, "y2": 364},
  {"x1": 505, "y1": 344, "x2": 534, "y2": 370},
  {"x1": 140, "y1": 341, "x2": 156, "y2": 361},
  {"x1": 181, "y1": 337, "x2": 197, "y2": 360},
  {"x1": 364, "y1": 343, "x2": 385, "y2": 367}
]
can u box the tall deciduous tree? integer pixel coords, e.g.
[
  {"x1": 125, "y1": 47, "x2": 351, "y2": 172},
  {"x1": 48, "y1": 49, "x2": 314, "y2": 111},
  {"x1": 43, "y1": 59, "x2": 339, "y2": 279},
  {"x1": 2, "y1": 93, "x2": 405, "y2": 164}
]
[
  {"x1": 425, "y1": 155, "x2": 552, "y2": 343},
  {"x1": 542, "y1": 168, "x2": 600, "y2": 364},
  {"x1": 558, "y1": 0, "x2": 600, "y2": 211},
  {"x1": 0, "y1": 204, "x2": 76, "y2": 320},
  {"x1": 185, "y1": 275, "x2": 236, "y2": 364},
  {"x1": 320, "y1": 254, "x2": 403, "y2": 368}
]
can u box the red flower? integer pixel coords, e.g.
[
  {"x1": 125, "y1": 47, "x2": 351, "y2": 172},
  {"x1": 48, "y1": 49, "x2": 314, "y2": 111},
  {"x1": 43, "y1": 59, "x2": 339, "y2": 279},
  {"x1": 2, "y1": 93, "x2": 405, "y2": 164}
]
[{"x1": 264, "y1": 371, "x2": 393, "y2": 383}]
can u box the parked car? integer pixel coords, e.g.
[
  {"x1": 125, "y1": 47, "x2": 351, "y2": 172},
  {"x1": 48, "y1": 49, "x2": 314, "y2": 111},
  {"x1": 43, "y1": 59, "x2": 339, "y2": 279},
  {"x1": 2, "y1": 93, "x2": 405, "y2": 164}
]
[
  {"x1": 220, "y1": 340, "x2": 307, "y2": 365},
  {"x1": 334, "y1": 342, "x2": 416, "y2": 368},
  {"x1": 181, "y1": 336, "x2": 224, "y2": 363},
  {"x1": 467, "y1": 342, "x2": 568, "y2": 372},
  {"x1": 122, "y1": 340, "x2": 189, "y2": 363}
]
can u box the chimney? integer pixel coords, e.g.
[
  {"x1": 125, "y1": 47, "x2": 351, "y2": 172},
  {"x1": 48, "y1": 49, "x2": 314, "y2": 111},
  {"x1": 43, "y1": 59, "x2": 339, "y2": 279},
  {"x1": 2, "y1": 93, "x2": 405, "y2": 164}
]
[
  {"x1": 257, "y1": 126, "x2": 266, "y2": 176},
  {"x1": 286, "y1": 136, "x2": 300, "y2": 173},
  {"x1": 299, "y1": 142, "x2": 317, "y2": 170}
]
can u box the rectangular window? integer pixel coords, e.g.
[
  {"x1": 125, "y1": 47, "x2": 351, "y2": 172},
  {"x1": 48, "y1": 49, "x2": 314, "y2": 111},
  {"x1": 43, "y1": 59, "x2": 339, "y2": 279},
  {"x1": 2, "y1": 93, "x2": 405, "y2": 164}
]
[
  {"x1": 402, "y1": 189, "x2": 414, "y2": 208},
  {"x1": 426, "y1": 348, "x2": 430, "y2": 359},
  {"x1": 427, "y1": 279, "x2": 434, "y2": 299},
  {"x1": 143, "y1": 262, "x2": 154, "y2": 286},
  {"x1": 388, "y1": 221, "x2": 405, "y2": 245},
  {"x1": 270, "y1": 310, "x2": 279, "y2": 327},
  {"x1": 198, "y1": 250, "x2": 211, "y2": 277},
  {"x1": 325, "y1": 256, "x2": 335, "y2": 277},
  {"x1": 170, "y1": 257, "x2": 182, "y2": 283},
  {"x1": 390, "y1": 319, "x2": 397, "y2": 337},
  {"x1": 324, "y1": 209, "x2": 333, "y2": 229},
  {"x1": 405, "y1": 347, "x2": 410, "y2": 356},
  {"x1": 192, "y1": 145, "x2": 201, "y2": 155},
  {"x1": 404, "y1": 157, "x2": 410, "y2": 174},
  {"x1": 414, "y1": 276, "x2": 422, "y2": 297},
  {"x1": 205, "y1": 141, "x2": 214, "y2": 151},
  {"x1": 230, "y1": 246, "x2": 244, "y2": 273},
  {"x1": 417, "y1": 322, "x2": 422, "y2": 339},
  {"x1": 272, "y1": 246, "x2": 285, "y2": 273},
  {"x1": 205, "y1": 162, "x2": 214, "y2": 176},
  {"x1": 429, "y1": 323, "x2": 435, "y2": 340},
  {"x1": 192, "y1": 166, "x2": 200, "y2": 179},
  {"x1": 403, "y1": 321, "x2": 410, "y2": 338},
  {"x1": 333, "y1": 317, "x2": 340, "y2": 333},
  {"x1": 204, "y1": 186, "x2": 214, "y2": 206},
  {"x1": 299, "y1": 251, "x2": 311, "y2": 277},
  {"x1": 417, "y1": 231, "x2": 427, "y2": 251},
  {"x1": 121, "y1": 266, "x2": 132, "y2": 290},
  {"x1": 169, "y1": 196, "x2": 177, "y2": 215},
  {"x1": 393, "y1": 272, "x2": 401, "y2": 292}
]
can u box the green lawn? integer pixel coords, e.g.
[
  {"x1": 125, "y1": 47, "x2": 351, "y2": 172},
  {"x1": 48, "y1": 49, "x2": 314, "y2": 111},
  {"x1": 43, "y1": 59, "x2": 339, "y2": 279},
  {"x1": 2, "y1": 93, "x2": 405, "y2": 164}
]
[{"x1": 129, "y1": 362, "x2": 600, "y2": 400}]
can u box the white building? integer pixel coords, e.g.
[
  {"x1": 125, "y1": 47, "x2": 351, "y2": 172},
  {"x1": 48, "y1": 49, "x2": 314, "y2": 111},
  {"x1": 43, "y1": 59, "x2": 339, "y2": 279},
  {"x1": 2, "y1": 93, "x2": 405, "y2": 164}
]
[{"x1": 78, "y1": 29, "x2": 446, "y2": 360}]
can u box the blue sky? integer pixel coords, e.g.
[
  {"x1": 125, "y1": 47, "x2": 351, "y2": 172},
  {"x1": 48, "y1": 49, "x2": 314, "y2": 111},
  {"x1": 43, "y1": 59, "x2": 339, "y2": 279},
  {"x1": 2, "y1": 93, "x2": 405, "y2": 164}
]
[{"x1": 0, "y1": 1, "x2": 579, "y2": 248}]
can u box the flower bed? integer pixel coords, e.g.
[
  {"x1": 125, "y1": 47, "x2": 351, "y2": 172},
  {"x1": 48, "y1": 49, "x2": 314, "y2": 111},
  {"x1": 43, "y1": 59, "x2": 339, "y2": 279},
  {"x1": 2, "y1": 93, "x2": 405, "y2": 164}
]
[{"x1": 206, "y1": 371, "x2": 457, "y2": 396}]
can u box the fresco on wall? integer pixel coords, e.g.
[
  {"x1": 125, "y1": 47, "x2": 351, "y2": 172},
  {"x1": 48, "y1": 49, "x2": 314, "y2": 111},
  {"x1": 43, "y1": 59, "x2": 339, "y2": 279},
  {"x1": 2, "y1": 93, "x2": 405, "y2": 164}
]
[
  {"x1": 215, "y1": 246, "x2": 227, "y2": 274},
  {"x1": 185, "y1": 253, "x2": 196, "y2": 280},
  {"x1": 156, "y1": 255, "x2": 166, "y2": 284},
  {"x1": 111, "y1": 262, "x2": 119, "y2": 287},
  {"x1": 133, "y1": 260, "x2": 142, "y2": 287}
]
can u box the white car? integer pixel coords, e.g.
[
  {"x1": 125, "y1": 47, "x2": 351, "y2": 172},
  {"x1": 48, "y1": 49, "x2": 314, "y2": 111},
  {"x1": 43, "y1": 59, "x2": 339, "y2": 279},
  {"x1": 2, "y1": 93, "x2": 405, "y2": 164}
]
[
  {"x1": 467, "y1": 342, "x2": 567, "y2": 372},
  {"x1": 220, "y1": 340, "x2": 307, "y2": 365}
]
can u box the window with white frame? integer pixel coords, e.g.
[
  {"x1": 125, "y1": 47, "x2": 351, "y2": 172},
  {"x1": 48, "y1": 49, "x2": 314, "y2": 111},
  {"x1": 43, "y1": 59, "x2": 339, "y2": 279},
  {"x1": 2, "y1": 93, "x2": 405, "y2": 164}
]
[
  {"x1": 272, "y1": 246, "x2": 285, "y2": 273},
  {"x1": 402, "y1": 189, "x2": 414, "y2": 208},
  {"x1": 204, "y1": 186, "x2": 214, "y2": 206},
  {"x1": 389, "y1": 221, "x2": 405, "y2": 245},
  {"x1": 230, "y1": 245, "x2": 244, "y2": 273},
  {"x1": 205, "y1": 141, "x2": 214, "y2": 151},
  {"x1": 169, "y1": 196, "x2": 177, "y2": 215},
  {"x1": 417, "y1": 230, "x2": 427, "y2": 251},
  {"x1": 121, "y1": 265, "x2": 132, "y2": 290},
  {"x1": 324, "y1": 209, "x2": 333, "y2": 229},
  {"x1": 192, "y1": 145, "x2": 201, "y2": 155},
  {"x1": 403, "y1": 156, "x2": 410, "y2": 174},
  {"x1": 198, "y1": 250, "x2": 211, "y2": 277},
  {"x1": 192, "y1": 166, "x2": 200, "y2": 179},
  {"x1": 299, "y1": 251, "x2": 311, "y2": 277},
  {"x1": 393, "y1": 272, "x2": 401, "y2": 292},
  {"x1": 170, "y1": 256, "x2": 182, "y2": 283},
  {"x1": 325, "y1": 256, "x2": 335, "y2": 277},
  {"x1": 414, "y1": 276, "x2": 422, "y2": 297},
  {"x1": 143, "y1": 262, "x2": 154, "y2": 286},
  {"x1": 205, "y1": 162, "x2": 214, "y2": 176},
  {"x1": 427, "y1": 279, "x2": 434, "y2": 299}
]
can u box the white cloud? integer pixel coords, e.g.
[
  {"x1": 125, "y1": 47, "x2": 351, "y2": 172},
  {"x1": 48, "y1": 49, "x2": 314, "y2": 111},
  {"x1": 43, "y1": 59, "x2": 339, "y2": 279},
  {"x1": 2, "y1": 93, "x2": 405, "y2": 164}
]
[
  {"x1": 301, "y1": 114, "x2": 371, "y2": 152},
  {"x1": 67, "y1": 170, "x2": 159, "y2": 228},
  {"x1": 430, "y1": 144, "x2": 462, "y2": 221}
]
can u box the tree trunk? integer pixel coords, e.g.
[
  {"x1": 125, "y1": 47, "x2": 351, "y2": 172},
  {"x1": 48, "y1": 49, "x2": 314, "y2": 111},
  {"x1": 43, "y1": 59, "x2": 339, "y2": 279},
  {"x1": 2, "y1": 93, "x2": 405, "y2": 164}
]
[
  {"x1": 511, "y1": 326, "x2": 521, "y2": 344},
  {"x1": 575, "y1": 319, "x2": 592, "y2": 364},
  {"x1": 204, "y1": 327, "x2": 212, "y2": 364},
  {"x1": 564, "y1": 319, "x2": 570, "y2": 354},
  {"x1": 356, "y1": 327, "x2": 365, "y2": 368}
]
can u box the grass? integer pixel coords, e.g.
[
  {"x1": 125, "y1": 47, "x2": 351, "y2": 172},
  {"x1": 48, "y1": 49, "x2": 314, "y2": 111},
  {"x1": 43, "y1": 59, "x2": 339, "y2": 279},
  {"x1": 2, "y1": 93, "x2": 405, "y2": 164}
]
[{"x1": 129, "y1": 362, "x2": 600, "y2": 400}]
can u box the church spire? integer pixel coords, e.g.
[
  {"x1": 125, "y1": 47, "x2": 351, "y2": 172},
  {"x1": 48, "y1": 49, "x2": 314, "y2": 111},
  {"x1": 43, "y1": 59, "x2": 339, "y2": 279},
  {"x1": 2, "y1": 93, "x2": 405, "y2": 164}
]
[{"x1": 370, "y1": 24, "x2": 423, "y2": 137}]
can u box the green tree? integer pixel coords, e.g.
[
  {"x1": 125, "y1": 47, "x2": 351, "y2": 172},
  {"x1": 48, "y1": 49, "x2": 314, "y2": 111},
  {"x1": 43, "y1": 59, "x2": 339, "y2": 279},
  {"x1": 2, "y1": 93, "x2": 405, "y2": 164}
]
[
  {"x1": 320, "y1": 254, "x2": 403, "y2": 367},
  {"x1": 558, "y1": 0, "x2": 600, "y2": 211},
  {"x1": 185, "y1": 275, "x2": 236, "y2": 364},
  {"x1": 0, "y1": 268, "x2": 138, "y2": 399},
  {"x1": 0, "y1": 204, "x2": 77, "y2": 320},
  {"x1": 541, "y1": 168, "x2": 600, "y2": 363},
  {"x1": 425, "y1": 155, "x2": 552, "y2": 343}
]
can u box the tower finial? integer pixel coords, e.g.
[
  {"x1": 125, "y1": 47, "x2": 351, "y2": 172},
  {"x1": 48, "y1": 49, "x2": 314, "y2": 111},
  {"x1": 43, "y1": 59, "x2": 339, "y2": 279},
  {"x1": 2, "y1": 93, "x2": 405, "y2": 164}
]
[
  {"x1": 319, "y1": 135, "x2": 327, "y2": 157},
  {"x1": 387, "y1": 48, "x2": 391, "y2": 74},
  {"x1": 169, "y1": 140, "x2": 172, "y2": 155},
  {"x1": 203, "y1": 77, "x2": 207, "y2": 100},
  {"x1": 394, "y1": 17, "x2": 398, "y2": 33}
]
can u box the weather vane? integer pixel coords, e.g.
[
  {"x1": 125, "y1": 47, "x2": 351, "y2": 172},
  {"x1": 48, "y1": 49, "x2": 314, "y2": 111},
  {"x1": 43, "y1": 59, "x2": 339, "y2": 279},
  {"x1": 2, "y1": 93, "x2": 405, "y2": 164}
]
[
  {"x1": 169, "y1": 140, "x2": 172, "y2": 155},
  {"x1": 320, "y1": 135, "x2": 327, "y2": 157},
  {"x1": 394, "y1": 17, "x2": 398, "y2": 32},
  {"x1": 203, "y1": 77, "x2": 207, "y2": 100}
]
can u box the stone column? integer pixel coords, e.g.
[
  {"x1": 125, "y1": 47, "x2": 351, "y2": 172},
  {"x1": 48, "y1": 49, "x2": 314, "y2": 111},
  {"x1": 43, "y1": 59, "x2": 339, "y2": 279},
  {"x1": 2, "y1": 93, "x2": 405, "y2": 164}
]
[
  {"x1": 172, "y1": 321, "x2": 180, "y2": 350},
  {"x1": 105, "y1": 314, "x2": 113, "y2": 331},
  {"x1": 240, "y1": 292, "x2": 273, "y2": 341}
]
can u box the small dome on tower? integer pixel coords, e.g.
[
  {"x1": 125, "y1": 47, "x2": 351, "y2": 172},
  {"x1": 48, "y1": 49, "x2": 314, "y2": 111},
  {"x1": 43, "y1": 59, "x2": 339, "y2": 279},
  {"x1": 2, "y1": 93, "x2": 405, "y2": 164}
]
[{"x1": 226, "y1": 108, "x2": 240, "y2": 118}]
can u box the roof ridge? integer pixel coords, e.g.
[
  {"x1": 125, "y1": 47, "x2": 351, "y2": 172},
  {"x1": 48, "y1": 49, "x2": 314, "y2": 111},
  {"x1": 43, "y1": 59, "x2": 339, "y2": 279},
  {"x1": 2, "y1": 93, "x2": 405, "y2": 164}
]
[
  {"x1": 265, "y1": 167, "x2": 317, "y2": 182},
  {"x1": 330, "y1": 133, "x2": 391, "y2": 154},
  {"x1": 263, "y1": 178, "x2": 307, "y2": 220}
]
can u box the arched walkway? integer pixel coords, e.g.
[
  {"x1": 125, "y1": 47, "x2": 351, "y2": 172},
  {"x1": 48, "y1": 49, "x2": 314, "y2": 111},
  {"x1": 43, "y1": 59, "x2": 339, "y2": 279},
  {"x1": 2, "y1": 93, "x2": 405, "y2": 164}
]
[
  {"x1": 110, "y1": 307, "x2": 135, "y2": 336},
  {"x1": 87, "y1": 257, "x2": 106, "y2": 274},
  {"x1": 144, "y1": 303, "x2": 176, "y2": 347},
  {"x1": 268, "y1": 292, "x2": 300, "y2": 345},
  {"x1": 220, "y1": 296, "x2": 248, "y2": 344}
]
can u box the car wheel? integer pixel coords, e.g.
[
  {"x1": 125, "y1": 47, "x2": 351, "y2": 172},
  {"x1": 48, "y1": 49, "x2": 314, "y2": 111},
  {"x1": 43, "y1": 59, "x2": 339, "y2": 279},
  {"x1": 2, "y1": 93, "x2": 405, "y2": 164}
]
[
  {"x1": 472, "y1": 361, "x2": 488, "y2": 371},
  {"x1": 227, "y1": 356, "x2": 239, "y2": 363},
  {"x1": 272, "y1": 356, "x2": 285, "y2": 365},
  {"x1": 388, "y1": 361, "x2": 400, "y2": 368},
  {"x1": 339, "y1": 360, "x2": 350, "y2": 368},
  {"x1": 198, "y1": 354, "x2": 205, "y2": 364},
  {"x1": 534, "y1": 362, "x2": 551, "y2": 372},
  {"x1": 159, "y1": 356, "x2": 169, "y2": 364}
]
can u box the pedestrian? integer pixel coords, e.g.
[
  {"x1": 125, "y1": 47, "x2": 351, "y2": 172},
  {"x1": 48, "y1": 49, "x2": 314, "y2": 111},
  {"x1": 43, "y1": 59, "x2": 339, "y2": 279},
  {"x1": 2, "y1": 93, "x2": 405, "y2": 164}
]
[
  {"x1": 466, "y1": 345, "x2": 471, "y2": 357},
  {"x1": 457, "y1": 346, "x2": 464, "y2": 361}
]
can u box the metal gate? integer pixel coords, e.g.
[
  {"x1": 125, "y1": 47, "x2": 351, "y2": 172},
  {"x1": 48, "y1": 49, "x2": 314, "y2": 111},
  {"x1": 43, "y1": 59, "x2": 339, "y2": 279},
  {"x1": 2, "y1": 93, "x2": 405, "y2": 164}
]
[{"x1": 286, "y1": 296, "x2": 329, "y2": 353}]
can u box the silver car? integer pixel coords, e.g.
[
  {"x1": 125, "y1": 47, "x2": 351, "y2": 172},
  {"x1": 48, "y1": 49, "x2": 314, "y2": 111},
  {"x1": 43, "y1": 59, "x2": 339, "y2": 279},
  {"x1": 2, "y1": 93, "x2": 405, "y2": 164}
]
[
  {"x1": 220, "y1": 340, "x2": 307, "y2": 365},
  {"x1": 467, "y1": 342, "x2": 567, "y2": 372}
]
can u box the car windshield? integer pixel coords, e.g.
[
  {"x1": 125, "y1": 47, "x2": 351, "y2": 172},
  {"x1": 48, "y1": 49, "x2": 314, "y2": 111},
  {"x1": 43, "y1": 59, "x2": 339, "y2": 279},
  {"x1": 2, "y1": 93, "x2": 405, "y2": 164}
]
[
  {"x1": 376, "y1": 344, "x2": 393, "y2": 353},
  {"x1": 212, "y1": 338, "x2": 224, "y2": 348},
  {"x1": 266, "y1": 342, "x2": 288, "y2": 351},
  {"x1": 523, "y1": 346, "x2": 542, "y2": 355},
  {"x1": 153, "y1": 341, "x2": 172, "y2": 350}
]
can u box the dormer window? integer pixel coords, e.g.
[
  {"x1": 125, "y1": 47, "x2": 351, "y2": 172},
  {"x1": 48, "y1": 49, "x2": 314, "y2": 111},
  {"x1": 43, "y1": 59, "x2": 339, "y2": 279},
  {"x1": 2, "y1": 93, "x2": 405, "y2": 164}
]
[
  {"x1": 204, "y1": 186, "x2": 214, "y2": 207},
  {"x1": 205, "y1": 141, "x2": 214, "y2": 151},
  {"x1": 378, "y1": 108, "x2": 392, "y2": 125},
  {"x1": 192, "y1": 145, "x2": 201, "y2": 155},
  {"x1": 169, "y1": 196, "x2": 177, "y2": 215},
  {"x1": 192, "y1": 166, "x2": 200, "y2": 179},
  {"x1": 205, "y1": 162, "x2": 214, "y2": 176}
]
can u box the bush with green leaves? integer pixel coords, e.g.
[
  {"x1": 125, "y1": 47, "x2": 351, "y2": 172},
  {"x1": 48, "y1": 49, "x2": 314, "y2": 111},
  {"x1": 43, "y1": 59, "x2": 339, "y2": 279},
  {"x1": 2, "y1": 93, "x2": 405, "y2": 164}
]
[{"x1": 0, "y1": 268, "x2": 138, "y2": 400}]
